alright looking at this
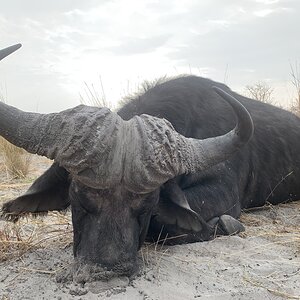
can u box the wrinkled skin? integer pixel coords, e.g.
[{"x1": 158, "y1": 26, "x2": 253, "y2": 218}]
[
  {"x1": 2, "y1": 72, "x2": 300, "y2": 279},
  {"x1": 0, "y1": 45, "x2": 258, "y2": 280},
  {"x1": 70, "y1": 180, "x2": 160, "y2": 275},
  {"x1": 2, "y1": 163, "x2": 160, "y2": 276},
  {"x1": 2, "y1": 162, "x2": 244, "y2": 278}
]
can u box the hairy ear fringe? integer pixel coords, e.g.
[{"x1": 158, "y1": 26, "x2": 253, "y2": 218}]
[{"x1": 0, "y1": 205, "x2": 71, "y2": 223}]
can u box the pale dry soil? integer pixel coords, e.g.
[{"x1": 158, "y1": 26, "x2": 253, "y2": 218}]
[{"x1": 0, "y1": 156, "x2": 299, "y2": 300}]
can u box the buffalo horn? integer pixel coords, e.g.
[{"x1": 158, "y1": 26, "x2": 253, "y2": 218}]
[
  {"x1": 0, "y1": 44, "x2": 22, "y2": 61},
  {"x1": 0, "y1": 45, "x2": 253, "y2": 193},
  {"x1": 179, "y1": 87, "x2": 254, "y2": 173},
  {"x1": 123, "y1": 89, "x2": 253, "y2": 192}
]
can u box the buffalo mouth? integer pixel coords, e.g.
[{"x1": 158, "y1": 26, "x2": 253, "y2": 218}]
[{"x1": 56, "y1": 257, "x2": 139, "y2": 284}]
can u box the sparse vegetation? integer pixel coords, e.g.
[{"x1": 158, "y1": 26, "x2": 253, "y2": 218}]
[
  {"x1": 244, "y1": 81, "x2": 274, "y2": 104},
  {"x1": 0, "y1": 212, "x2": 72, "y2": 263},
  {"x1": 290, "y1": 61, "x2": 300, "y2": 117},
  {"x1": 0, "y1": 95, "x2": 32, "y2": 178},
  {"x1": 79, "y1": 76, "x2": 112, "y2": 108},
  {"x1": 0, "y1": 137, "x2": 31, "y2": 179}
]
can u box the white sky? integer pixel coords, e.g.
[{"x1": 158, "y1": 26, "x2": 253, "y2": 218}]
[{"x1": 0, "y1": 0, "x2": 299, "y2": 112}]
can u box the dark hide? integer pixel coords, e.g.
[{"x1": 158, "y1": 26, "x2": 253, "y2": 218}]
[
  {"x1": 2, "y1": 75, "x2": 300, "y2": 275},
  {"x1": 2, "y1": 163, "x2": 70, "y2": 221},
  {"x1": 118, "y1": 76, "x2": 300, "y2": 243}
]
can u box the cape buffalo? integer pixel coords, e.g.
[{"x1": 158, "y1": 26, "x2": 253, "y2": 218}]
[{"x1": 1, "y1": 44, "x2": 299, "y2": 279}]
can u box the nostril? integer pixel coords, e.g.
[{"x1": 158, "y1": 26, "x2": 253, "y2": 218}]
[{"x1": 61, "y1": 258, "x2": 138, "y2": 283}]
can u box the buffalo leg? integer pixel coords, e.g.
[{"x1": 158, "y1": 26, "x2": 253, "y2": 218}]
[
  {"x1": 147, "y1": 165, "x2": 244, "y2": 244},
  {"x1": 1, "y1": 163, "x2": 70, "y2": 221}
]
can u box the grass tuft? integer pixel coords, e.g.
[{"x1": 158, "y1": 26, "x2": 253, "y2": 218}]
[
  {"x1": 0, "y1": 137, "x2": 31, "y2": 179},
  {"x1": 0, "y1": 212, "x2": 73, "y2": 262}
]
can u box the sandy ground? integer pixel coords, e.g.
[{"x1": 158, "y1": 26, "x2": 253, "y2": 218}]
[{"x1": 0, "y1": 156, "x2": 299, "y2": 300}]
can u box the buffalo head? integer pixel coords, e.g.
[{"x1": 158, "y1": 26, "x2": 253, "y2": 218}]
[{"x1": 0, "y1": 44, "x2": 254, "y2": 279}]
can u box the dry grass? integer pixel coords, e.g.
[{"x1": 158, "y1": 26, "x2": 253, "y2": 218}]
[
  {"x1": 79, "y1": 78, "x2": 113, "y2": 109},
  {"x1": 0, "y1": 154, "x2": 299, "y2": 300},
  {"x1": 0, "y1": 212, "x2": 72, "y2": 263},
  {"x1": 0, "y1": 137, "x2": 31, "y2": 179},
  {"x1": 0, "y1": 156, "x2": 59, "y2": 264},
  {"x1": 241, "y1": 201, "x2": 300, "y2": 230},
  {"x1": 2, "y1": 201, "x2": 297, "y2": 265},
  {"x1": 239, "y1": 202, "x2": 300, "y2": 256},
  {"x1": 243, "y1": 274, "x2": 300, "y2": 299}
]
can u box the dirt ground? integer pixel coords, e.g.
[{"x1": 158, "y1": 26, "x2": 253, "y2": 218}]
[{"x1": 0, "y1": 156, "x2": 299, "y2": 300}]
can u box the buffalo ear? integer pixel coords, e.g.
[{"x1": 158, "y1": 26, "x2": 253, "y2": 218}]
[
  {"x1": 1, "y1": 163, "x2": 70, "y2": 221},
  {"x1": 155, "y1": 198, "x2": 203, "y2": 232},
  {"x1": 155, "y1": 180, "x2": 204, "y2": 233}
]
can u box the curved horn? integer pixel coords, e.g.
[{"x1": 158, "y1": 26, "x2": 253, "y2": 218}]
[
  {"x1": 0, "y1": 86, "x2": 253, "y2": 193},
  {"x1": 123, "y1": 88, "x2": 254, "y2": 193},
  {"x1": 0, "y1": 103, "x2": 117, "y2": 161},
  {"x1": 0, "y1": 44, "x2": 22, "y2": 61},
  {"x1": 181, "y1": 86, "x2": 254, "y2": 172}
]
